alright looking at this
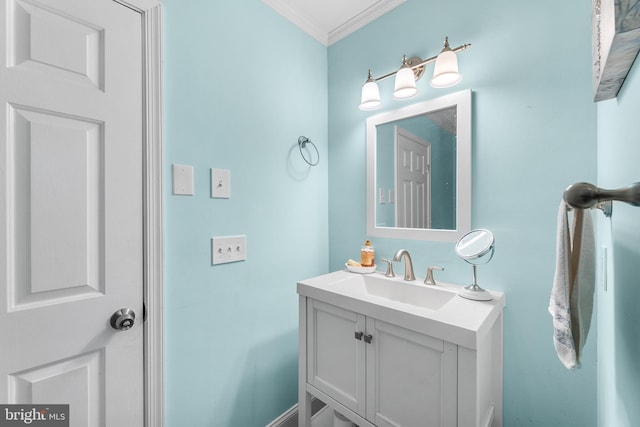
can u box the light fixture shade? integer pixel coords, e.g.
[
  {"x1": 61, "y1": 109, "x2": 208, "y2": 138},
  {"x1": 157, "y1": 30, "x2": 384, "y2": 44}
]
[
  {"x1": 431, "y1": 49, "x2": 462, "y2": 88},
  {"x1": 359, "y1": 80, "x2": 382, "y2": 110},
  {"x1": 393, "y1": 66, "x2": 418, "y2": 100}
]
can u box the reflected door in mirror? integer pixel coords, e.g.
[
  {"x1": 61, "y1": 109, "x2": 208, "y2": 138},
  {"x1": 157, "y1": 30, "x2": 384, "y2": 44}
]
[{"x1": 396, "y1": 127, "x2": 431, "y2": 228}]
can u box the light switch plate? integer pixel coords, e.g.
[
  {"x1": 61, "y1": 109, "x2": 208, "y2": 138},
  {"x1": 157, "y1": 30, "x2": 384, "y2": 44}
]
[
  {"x1": 172, "y1": 164, "x2": 194, "y2": 195},
  {"x1": 211, "y1": 168, "x2": 230, "y2": 198},
  {"x1": 211, "y1": 235, "x2": 246, "y2": 265},
  {"x1": 379, "y1": 188, "x2": 386, "y2": 204}
]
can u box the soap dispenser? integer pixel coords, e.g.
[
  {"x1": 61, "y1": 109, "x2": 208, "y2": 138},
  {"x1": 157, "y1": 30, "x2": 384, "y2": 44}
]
[{"x1": 361, "y1": 240, "x2": 375, "y2": 267}]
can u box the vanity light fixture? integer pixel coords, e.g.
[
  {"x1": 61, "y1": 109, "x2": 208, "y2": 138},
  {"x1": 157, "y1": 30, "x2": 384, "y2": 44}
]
[{"x1": 359, "y1": 37, "x2": 471, "y2": 111}]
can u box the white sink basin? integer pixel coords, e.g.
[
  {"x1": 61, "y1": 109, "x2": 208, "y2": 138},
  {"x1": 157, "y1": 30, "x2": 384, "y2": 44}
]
[{"x1": 339, "y1": 274, "x2": 456, "y2": 311}]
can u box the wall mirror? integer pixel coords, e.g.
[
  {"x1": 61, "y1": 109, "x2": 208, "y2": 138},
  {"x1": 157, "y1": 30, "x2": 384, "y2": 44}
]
[{"x1": 366, "y1": 89, "x2": 471, "y2": 241}]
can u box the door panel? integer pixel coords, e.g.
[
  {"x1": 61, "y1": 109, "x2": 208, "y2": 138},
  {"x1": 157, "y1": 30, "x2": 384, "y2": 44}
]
[
  {"x1": 10, "y1": 106, "x2": 104, "y2": 305},
  {"x1": 0, "y1": 0, "x2": 143, "y2": 425},
  {"x1": 10, "y1": 0, "x2": 104, "y2": 89},
  {"x1": 11, "y1": 351, "x2": 104, "y2": 426}
]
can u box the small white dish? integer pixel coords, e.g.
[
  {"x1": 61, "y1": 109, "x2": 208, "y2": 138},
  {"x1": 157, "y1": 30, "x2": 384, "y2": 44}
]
[{"x1": 345, "y1": 263, "x2": 377, "y2": 274}]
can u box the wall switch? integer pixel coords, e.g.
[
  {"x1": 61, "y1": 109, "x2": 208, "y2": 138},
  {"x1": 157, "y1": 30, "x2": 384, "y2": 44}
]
[
  {"x1": 211, "y1": 168, "x2": 230, "y2": 198},
  {"x1": 379, "y1": 188, "x2": 386, "y2": 204},
  {"x1": 389, "y1": 189, "x2": 395, "y2": 204},
  {"x1": 211, "y1": 235, "x2": 246, "y2": 265},
  {"x1": 172, "y1": 164, "x2": 194, "y2": 195}
]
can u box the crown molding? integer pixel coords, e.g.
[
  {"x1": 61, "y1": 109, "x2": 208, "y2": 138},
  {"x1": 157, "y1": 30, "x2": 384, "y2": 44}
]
[
  {"x1": 262, "y1": 0, "x2": 405, "y2": 46},
  {"x1": 262, "y1": 0, "x2": 329, "y2": 45},
  {"x1": 328, "y1": 0, "x2": 405, "y2": 45}
]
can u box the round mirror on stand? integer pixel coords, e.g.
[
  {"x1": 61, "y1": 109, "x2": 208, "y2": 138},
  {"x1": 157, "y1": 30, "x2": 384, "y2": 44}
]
[{"x1": 455, "y1": 229, "x2": 495, "y2": 301}]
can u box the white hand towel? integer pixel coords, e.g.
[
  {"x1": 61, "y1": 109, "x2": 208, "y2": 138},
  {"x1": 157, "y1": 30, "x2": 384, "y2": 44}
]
[
  {"x1": 549, "y1": 201, "x2": 576, "y2": 368},
  {"x1": 569, "y1": 206, "x2": 595, "y2": 362},
  {"x1": 549, "y1": 200, "x2": 595, "y2": 369}
]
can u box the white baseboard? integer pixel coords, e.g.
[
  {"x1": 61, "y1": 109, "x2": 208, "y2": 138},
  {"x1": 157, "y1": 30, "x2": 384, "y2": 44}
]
[
  {"x1": 266, "y1": 404, "x2": 298, "y2": 427},
  {"x1": 266, "y1": 398, "x2": 326, "y2": 427}
]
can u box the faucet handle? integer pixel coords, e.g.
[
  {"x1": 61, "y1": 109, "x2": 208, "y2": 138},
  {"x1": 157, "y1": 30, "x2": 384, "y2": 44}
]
[
  {"x1": 380, "y1": 259, "x2": 395, "y2": 277},
  {"x1": 424, "y1": 266, "x2": 444, "y2": 285}
]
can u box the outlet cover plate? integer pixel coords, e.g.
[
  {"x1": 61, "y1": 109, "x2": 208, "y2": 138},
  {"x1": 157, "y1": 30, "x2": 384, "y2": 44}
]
[
  {"x1": 211, "y1": 235, "x2": 246, "y2": 265},
  {"x1": 172, "y1": 164, "x2": 194, "y2": 195}
]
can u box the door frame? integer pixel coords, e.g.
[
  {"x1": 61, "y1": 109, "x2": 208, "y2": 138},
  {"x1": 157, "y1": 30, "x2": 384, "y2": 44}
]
[{"x1": 114, "y1": 1, "x2": 164, "y2": 426}]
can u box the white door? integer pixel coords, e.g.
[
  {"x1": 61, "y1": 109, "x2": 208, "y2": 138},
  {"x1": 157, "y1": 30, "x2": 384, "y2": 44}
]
[
  {"x1": 395, "y1": 126, "x2": 431, "y2": 228},
  {"x1": 0, "y1": 0, "x2": 144, "y2": 425}
]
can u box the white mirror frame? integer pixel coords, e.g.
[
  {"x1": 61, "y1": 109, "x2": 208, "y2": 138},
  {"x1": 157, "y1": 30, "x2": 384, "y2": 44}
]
[{"x1": 366, "y1": 89, "x2": 472, "y2": 241}]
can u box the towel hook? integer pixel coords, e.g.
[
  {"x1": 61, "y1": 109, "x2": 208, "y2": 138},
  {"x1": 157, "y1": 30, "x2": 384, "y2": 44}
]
[
  {"x1": 563, "y1": 182, "x2": 640, "y2": 217},
  {"x1": 298, "y1": 136, "x2": 319, "y2": 166}
]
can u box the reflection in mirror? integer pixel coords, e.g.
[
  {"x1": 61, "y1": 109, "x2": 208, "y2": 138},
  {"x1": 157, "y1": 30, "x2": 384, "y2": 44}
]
[
  {"x1": 375, "y1": 107, "x2": 457, "y2": 230},
  {"x1": 455, "y1": 229, "x2": 494, "y2": 301},
  {"x1": 366, "y1": 89, "x2": 471, "y2": 241}
]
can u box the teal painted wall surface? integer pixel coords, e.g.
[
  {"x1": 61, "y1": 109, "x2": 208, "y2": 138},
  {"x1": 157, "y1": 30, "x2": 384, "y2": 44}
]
[
  {"x1": 162, "y1": 1, "x2": 328, "y2": 426},
  {"x1": 597, "y1": 59, "x2": 640, "y2": 427},
  {"x1": 328, "y1": 1, "x2": 598, "y2": 426}
]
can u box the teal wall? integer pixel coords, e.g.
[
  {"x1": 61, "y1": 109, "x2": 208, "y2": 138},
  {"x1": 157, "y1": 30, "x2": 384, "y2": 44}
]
[
  {"x1": 597, "y1": 59, "x2": 640, "y2": 427},
  {"x1": 162, "y1": 1, "x2": 328, "y2": 426},
  {"x1": 328, "y1": 1, "x2": 598, "y2": 426},
  {"x1": 160, "y1": 0, "x2": 619, "y2": 426}
]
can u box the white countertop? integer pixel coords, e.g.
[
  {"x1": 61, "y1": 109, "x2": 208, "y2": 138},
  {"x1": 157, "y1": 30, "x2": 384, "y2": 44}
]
[{"x1": 297, "y1": 269, "x2": 505, "y2": 350}]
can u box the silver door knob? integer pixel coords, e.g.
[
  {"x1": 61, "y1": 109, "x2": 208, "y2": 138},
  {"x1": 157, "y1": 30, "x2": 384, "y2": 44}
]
[{"x1": 110, "y1": 308, "x2": 136, "y2": 331}]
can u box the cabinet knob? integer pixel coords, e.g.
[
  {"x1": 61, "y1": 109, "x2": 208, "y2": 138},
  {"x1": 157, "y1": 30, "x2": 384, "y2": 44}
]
[
  {"x1": 354, "y1": 331, "x2": 364, "y2": 340},
  {"x1": 364, "y1": 334, "x2": 373, "y2": 344}
]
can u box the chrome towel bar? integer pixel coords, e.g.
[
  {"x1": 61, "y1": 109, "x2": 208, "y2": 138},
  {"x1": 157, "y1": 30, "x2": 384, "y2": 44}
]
[{"x1": 563, "y1": 182, "x2": 640, "y2": 217}]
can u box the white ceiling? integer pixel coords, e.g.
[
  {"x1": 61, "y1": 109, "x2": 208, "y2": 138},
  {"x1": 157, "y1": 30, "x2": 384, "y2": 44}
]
[{"x1": 262, "y1": 0, "x2": 406, "y2": 46}]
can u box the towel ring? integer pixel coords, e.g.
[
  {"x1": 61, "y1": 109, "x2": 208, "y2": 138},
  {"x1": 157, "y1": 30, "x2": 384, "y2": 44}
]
[{"x1": 298, "y1": 136, "x2": 319, "y2": 166}]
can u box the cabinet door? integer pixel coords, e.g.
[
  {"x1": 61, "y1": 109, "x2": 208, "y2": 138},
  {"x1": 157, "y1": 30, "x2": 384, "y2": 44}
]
[
  {"x1": 366, "y1": 319, "x2": 458, "y2": 427},
  {"x1": 307, "y1": 300, "x2": 366, "y2": 415}
]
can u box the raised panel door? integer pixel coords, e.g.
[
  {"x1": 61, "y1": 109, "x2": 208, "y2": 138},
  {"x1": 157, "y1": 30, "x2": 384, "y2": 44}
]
[
  {"x1": 0, "y1": 1, "x2": 144, "y2": 425},
  {"x1": 395, "y1": 126, "x2": 432, "y2": 229}
]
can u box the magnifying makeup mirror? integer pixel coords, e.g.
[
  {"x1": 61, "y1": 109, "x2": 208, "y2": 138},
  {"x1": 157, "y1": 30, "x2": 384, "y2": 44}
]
[{"x1": 455, "y1": 229, "x2": 495, "y2": 301}]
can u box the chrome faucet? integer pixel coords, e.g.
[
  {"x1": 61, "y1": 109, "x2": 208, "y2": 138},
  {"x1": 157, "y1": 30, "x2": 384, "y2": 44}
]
[{"x1": 393, "y1": 249, "x2": 415, "y2": 281}]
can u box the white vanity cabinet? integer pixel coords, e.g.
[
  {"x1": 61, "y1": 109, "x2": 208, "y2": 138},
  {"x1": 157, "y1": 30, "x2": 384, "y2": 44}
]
[
  {"x1": 306, "y1": 299, "x2": 458, "y2": 427},
  {"x1": 297, "y1": 270, "x2": 504, "y2": 427}
]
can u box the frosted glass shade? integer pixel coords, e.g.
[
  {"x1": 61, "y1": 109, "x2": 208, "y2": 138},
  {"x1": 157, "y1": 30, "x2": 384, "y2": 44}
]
[
  {"x1": 392, "y1": 67, "x2": 418, "y2": 100},
  {"x1": 431, "y1": 50, "x2": 462, "y2": 88},
  {"x1": 359, "y1": 80, "x2": 382, "y2": 110}
]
